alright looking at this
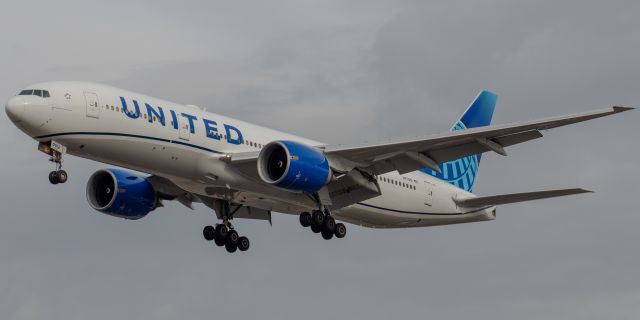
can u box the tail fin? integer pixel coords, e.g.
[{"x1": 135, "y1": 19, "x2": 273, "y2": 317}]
[{"x1": 421, "y1": 90, "x2": 497, "y2": 192}]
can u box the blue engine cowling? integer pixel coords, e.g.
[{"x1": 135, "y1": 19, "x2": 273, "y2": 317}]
[
  {"x1": 86, "y1": 169, "x2": 157, "y2": 220},
  {"x1": 257, "y1": 140, "x2": 332, "y2": 193}
]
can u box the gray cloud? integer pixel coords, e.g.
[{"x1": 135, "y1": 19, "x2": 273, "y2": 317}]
[{"x1": 1, "y1": 0, "x2": 639, "y2": 319}]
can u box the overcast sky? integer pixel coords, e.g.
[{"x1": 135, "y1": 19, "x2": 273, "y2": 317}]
[{"x1": 1, "y1": 0, "x2": 639, "y2": 319}]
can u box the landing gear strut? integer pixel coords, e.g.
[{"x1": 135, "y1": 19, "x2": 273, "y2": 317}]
[
  {"x1": 202, "y1": 200, "x2": 251, "y2": 253},
  {"x1": 299, "y1": 209, "x2": 347, "y2": 240},
  {"x1": 48, "y1": 150, "x2": 68, "y2": 184}
]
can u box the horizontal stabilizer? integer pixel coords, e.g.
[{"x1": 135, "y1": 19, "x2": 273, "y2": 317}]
[{"x1": 454, "y1": 188, "x2": 593, "y2": 208}]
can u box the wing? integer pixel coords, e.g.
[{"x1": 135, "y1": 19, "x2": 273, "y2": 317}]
[
  {"x1": 223, "y1": 106, "x2": 631, "y2": 210},
  {"x1": 453, "y1": 188, "x2": 592, "y2": 208},
  {"x1": 323, "y1": 106, "x2": 633, "y2": 175},
  {"x1": 146, "y1": 175, "x2": 273, "y2": 222}
]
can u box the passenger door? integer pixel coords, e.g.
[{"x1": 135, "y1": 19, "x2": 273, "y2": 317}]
[
  {"x1": 84, "y1": 92, "x2": 100, "y2": 119},
  {"x1": 423, "y1": 181, "x2": 435, "y2": 207},
  {"x1": 178, "y1": 116, "x2": 190, "y2": 141}
]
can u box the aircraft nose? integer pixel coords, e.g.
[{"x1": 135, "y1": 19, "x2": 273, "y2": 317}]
[{"x1": 5, "y1": 96, "x2": 26, "y2": 123}]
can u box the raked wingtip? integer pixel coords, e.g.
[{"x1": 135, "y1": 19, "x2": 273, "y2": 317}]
[{"x1": 612, "y1": 106, "x2": 635, "y2": 113}]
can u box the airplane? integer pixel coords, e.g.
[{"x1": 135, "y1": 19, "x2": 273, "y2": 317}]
[{"x1": 4, "y1": 81, "x2": 633, "y2": 253}]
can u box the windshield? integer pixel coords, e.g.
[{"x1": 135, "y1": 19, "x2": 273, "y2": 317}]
[{"x1": 19, "y1": 89, "x2": 50, "y2": 98}]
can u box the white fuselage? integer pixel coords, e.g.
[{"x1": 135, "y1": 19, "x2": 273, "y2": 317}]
[{"x1": 6, "y1": 82, "x2": 496, "y2": 228}]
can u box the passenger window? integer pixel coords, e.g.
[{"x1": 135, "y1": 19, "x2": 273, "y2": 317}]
[
  {"x1": 43, "y1": 90, "x2": 50, "y2": 98},
  {"x1": 33, "y1": 90, "x2": 42, "y2": 97},
  {"x1": 116, "y1": 107, "x2": 120, "y2": 112}
]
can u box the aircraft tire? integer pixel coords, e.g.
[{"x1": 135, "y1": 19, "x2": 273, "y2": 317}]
[
  {"x1": 321, "y1": 230, "x2": 334, "y2": 240},
  {"x1": 214, "y1": 236, "x2": 226, "y2": 247},
  {"x1": 203, "y1": 225, "x2": 215, "y2": 241},
  {"x1": 238, "y1": 236, "x2": 250, "y2": 251},
  {"x1": 227, "y1": 229, "x2": 240, "y2": 245},
  {"x1": 310, "y1": 223, "x2": 321, "y2": 233},
  {"x1": 322, "y1": 216, "x2": 336, "y2": 232},
  {"x1": 215, "y1": 224, "x2": 229, "y2": 239},
  {"x1": 334, "y1": 223, "x2": 347, "y2": 238},
  {"x1": 312, "y1": 211, "x2": 324, "y2": 226},
  {"x1": 57, "y1": 170, "x2": 68, "y2": 183},
  {"x1": 225, "y1": 241, "x2": 238, "y2": 253},
  {"x1": 299, "y1": 212, "x2": 312, "y2": 227},
  {"x1": 48, "y1": 171, "x2": 59, "y2": 184}
]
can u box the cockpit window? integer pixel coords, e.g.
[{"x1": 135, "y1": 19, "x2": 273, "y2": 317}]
[{"x1": 18, "y1": 89, "x2": 51, "y2": 98}]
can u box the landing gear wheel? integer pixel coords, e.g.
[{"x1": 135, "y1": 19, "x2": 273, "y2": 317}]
[
  {"x1": 203, "y1": 225, "x2": 215, "y2": 241},
  {"x1": 334, "y1": 223, "x2": 347, "y2": 238},
  {"x1": 322, "y1": 215, "x2": 336, "y2": 232},
  {"x1": 56, "y1": 170, "x2": 68, "y2": 183},
  {"x1": 237, "y1": 236, "x2": 250, "y2": 251},
  {"x1": 227, "y1": 229, "x2": 239, "y2": 245},
  {"x1": 310, "y1": 223, "x2": 321, "y2": 233},
  {"x1": 321, "y1": 230, "x2": 334, "y2": 240},
  {"x1": 48, "y1": 171, "x2": 59, "y2": 184},
  {"x1": 225, "y1": 242, "x2": 238, "y2": 253},
  {"x1": 312, "y1": 211, "x2": 325, "y2": 226},
  {"x1": 215, "y1": 224, "x2": 229, "y2": 239},
  {"x1": 214, "y1": 236, "x2": 226, "y2": 247},
  {"x1": 299, "y1": 212, "x2": 312, "y2": 227}
]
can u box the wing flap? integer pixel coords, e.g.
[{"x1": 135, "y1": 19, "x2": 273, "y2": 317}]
[{"x1": 454, "y1": 188, "x2": 593, "y2": 208}]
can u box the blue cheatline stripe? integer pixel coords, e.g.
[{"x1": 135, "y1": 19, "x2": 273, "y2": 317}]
[
  {"x1": 34, "y1": 132, "x2": 224, "y2": 154},
  {"x1": 356, "y1": 202, "x2": 489, "y2": 216}
]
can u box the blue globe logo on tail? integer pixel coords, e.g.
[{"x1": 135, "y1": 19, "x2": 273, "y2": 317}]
[{"x1": 420, "y1": 91, "x2": 497, "y2": 193}]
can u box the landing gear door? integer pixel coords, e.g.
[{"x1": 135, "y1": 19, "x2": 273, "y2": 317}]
[
  {"x1": 84, "y1": 92, "x2": 100, "y2": 119},
  {"x1": 178, "y1": 116, "x2": 190, "y2": 141}
]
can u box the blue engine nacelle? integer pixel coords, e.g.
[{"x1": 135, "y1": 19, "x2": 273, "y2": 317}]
[
  {"x1": 86, "y1": 169, "x2": 157, "y2": 220},
  {"x1": 257, "y1": 140, "x2": 332, "y2": 193}
]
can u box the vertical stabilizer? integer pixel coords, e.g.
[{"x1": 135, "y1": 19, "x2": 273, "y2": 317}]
[{"x1": 421, "y1": 91, "x2": 497, "y2": 192}]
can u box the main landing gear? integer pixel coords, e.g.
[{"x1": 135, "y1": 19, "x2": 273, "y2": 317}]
[
  {"x1": 299, "y1": 210, "x2": 347, "y2": 240},
  {"x1": 203, "y1": 199, "x2": 250, "y2": 253},
  {"x1": 203, "y1": 223, "x2": 250, "y2": 253}
]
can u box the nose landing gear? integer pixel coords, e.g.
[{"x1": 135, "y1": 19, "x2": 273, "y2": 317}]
[{"x1": 39, "y1": 141, "x2": 69, "y2": 185}]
